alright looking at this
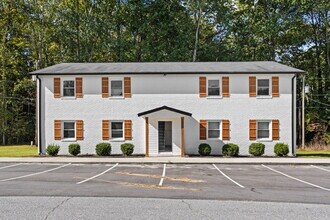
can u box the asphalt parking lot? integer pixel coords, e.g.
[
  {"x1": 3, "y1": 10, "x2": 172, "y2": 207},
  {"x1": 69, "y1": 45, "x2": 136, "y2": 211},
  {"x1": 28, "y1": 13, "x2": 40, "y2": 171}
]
[{"x1": 0, "y1": 163, "x2": 329, "y2": 204}]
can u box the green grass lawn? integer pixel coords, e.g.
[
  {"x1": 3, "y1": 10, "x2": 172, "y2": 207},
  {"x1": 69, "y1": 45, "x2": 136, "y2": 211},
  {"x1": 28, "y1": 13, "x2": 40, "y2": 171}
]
[
  {"x1": 296, "y1": 149, "x2": 330, "y2": 158},
  {"x1": 0, "y1": 145, "x2": 38, "y2": 157}
]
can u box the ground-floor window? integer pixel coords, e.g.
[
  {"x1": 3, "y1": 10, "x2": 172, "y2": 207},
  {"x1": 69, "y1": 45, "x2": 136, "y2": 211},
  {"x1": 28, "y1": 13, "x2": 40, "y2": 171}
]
[
  {"x1": 208, "y1": 121, "x2": 220, "y2": 139},
  {"x1": 111, "y1": 121, "x2": 123, "y2": 139},
  {"x1": 63, "y1": 121, "x2": 75, "y2": 139},
  {"x1": 257, "y1": 121, "x2": 270, "y2": 139}
]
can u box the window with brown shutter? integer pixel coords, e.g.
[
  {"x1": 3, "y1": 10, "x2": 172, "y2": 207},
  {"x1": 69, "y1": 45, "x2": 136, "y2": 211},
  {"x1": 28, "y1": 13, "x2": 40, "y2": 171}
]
[
  {"x1": 102, "y1": 120, "x2": 109, "y2": 140},
  {"x1": 54, "y1": 120, "x2": 61, "y2": 140},
  {"x1": 272, "y1": 76, "x2": 279, "y2": 97},
  {"x1": 200, "y1": 120, "x2": 207, "y2": 140},
  {"x1": 124, "y1": 120, "x2": 132, "y2": 140},
  {"x1": 102, "y1": 77, "x2": 109, "y2": 98},
  {"x1": 76, "y1": 77, "x2": 83, "y2": 98},
  {"x1": 249, "y1": 76, "x2": 256, "y2": 97},
  {"x1": 272, "y1": 120, "x2": 279, "y2": 140},
  {"x1": 222, "y1": 77, "x2": 229, "y2": 97},
  {"x1": 199, "y1": 77, "x2": 206, "y2": 97},
  {"x1": 222, "y1": 120, "x2": 230, "y2": 140},
  {"x1": 249, "y1": 120, "x2": 256, "y2": 140},
  {"x1": 54, "y1": 78, "x2": 61, "y2": 98},
  {"x1": 76, "y1": 120, "x2": 84, "y2": 140},
  {"x1": 124, "y1": 77, "x2": 131, "y2": 98}
]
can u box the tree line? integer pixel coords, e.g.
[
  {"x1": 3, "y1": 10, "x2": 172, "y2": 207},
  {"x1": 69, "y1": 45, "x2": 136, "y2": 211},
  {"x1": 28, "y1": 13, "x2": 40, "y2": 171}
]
[{"x1": 0, "y1": 0, "x2": 329, "y2": 146}]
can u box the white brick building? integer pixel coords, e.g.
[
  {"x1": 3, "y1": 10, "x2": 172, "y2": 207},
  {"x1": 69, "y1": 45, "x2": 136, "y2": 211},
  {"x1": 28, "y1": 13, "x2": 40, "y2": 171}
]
[{"x1": 31, "y1": 62, "x2": 304, "y2": 156}]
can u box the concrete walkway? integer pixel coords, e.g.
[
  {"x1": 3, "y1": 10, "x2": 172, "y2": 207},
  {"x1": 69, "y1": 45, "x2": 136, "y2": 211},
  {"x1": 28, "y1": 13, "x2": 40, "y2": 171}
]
[{"x1": 0, "y1": 156, "x2": 329, "y2": 164}]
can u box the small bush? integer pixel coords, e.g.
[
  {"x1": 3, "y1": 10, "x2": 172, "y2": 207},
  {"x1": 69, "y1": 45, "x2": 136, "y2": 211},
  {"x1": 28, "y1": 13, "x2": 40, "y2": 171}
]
[
  {"x1": 222, "y1": 143, "x2": 239, "y2": 157},
  {"x1": 249, "y1": 143, "x2": 265, "y2": 156},
  {"x1": 274, "y1": 143, "x2": 289, "y2": 156},
  {"x1": 46, "y1": 144, "x2": 60, "y2": 156},
  {"x1": 68, "y1": 143, "x2": 80, "y2": 156},
  {"x1": 198, "y1": 143, "x2": 211, "y2": 156},
  {"x1": 121, "y1": 143, "x2": 134, "y2": 156},
  {"x1": 95, "y1": 143, "x2": 111, "y2": 156}
]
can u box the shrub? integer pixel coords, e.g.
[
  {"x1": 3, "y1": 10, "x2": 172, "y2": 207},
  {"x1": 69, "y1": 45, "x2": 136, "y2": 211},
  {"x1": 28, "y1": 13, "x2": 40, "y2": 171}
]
[
  {"x1": 68, "y1": 143, "x2": 81, "y2": 156},
  {"x1": 274, "y1": 143, "x2": 289, "y2": 156},
  {"x1": 46, "y1": 144, "x2": 60, "y2": 156},
  {"x1": 95, "y1": 143, "x2": 111, "y2": 156},
  {"x1": 249, "y1": 143, "x2": 265, "y2": 156},
  {"x1": 121, "y1": 143, "x2": 134, "y2": 156},
  {"x1": 222, "y1": 143, "x2": 239, "y2": 157},
  {"x1": 198, "y1": 143, "x2": 211, "y2": 156}
]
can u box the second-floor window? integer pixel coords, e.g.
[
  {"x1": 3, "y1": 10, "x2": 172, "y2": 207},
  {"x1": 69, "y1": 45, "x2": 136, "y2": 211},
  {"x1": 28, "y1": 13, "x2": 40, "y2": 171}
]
[
  {"x1": 111, "y1": 80, "x2": 123, "y2": 97},
  {"x1": 208, "y1": 80, "x2": 220, "y2": 96},
  {"x1": 63, "y1": 80, "x2": 75, "y2": 97},
  {"x1": 257, "y1": 79, "x2": 270, "y2": 96}
]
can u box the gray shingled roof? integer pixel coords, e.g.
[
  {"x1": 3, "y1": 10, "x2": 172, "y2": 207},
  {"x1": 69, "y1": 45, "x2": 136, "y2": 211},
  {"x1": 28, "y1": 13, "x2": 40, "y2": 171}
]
[{"x1": 30, "y1": 61, "x2": 304, "y2": 75}]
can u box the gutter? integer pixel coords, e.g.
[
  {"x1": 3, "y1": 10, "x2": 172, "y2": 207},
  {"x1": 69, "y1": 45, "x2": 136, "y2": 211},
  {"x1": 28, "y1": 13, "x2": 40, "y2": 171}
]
[
  {"x1": 291, "y1": 74, "x2": 297, "y2": 157},
  {"x1": 36, "y1": 75, "x2": 42, "y2": 155}
]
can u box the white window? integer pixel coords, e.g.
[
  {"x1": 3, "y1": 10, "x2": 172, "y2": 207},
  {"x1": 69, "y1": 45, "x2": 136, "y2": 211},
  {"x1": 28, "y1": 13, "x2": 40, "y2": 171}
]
[
  {"x1": 257, "y1": 79, "x2": 270, "y2": 96},
  {"x1": 257, "y1": 121, "x2": 270, "y2": 139},
  {"x1": 111, "y1": 80, "x2": 123, "y2": 97},
  {"x1": 111, "y1": 121, "x2": 123, "y2": 139},
  {"x1": 63, "y1": 121, "x2": 75, "y2": 139},
  {"x1": 208, "y1": 121, "x2": 220, "y2": 139},
  {"x1": 63, "y1": 80, "x2": 75, "y2": 97},
  {"x1": 208, "y1": 80, "x2": 220, "y2": 96}
]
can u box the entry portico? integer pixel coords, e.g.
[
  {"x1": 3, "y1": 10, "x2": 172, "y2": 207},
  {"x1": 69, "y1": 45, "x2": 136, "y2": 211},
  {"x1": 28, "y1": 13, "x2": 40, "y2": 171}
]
[{"x1": 138, "y1": 106, "x2": 192, "y2": 157}]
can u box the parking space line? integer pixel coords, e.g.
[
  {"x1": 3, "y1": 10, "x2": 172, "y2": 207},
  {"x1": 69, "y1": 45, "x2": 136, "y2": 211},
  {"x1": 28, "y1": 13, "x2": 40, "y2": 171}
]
[
  {"x1": 0, "y1": 163, "x2": 23, "y2": 170},
  {"x1": 311, "y1": 165, "x2": 330, "y2": 173},
  {"x1": 76, "y1": 163, "x2": 119, "y2": 185},
  {"x1": 159, "y1": 164, "x2": 166, "y2": 186},
  {"x1": 262, "y1": 164, "x2": 330, "y2": 192},
  {"x1": 0, "y1": 163, "x2": 71, "y2": 182},
  {"x1": 212, "y1": 164, "x2": 245, "y2": 188}
]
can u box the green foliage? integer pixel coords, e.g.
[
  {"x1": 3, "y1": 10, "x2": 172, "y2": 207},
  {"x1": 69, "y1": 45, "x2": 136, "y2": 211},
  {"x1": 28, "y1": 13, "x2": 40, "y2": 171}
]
[
  {"x1": 249, "y1": 143, "x2": 265, "y2": 156},
  {"x1": 68, "y1": 143, "x2": 80, "y2": 156},
  {"x1": 121, "y1": 143, "x2": 134, "y2": 156},
  {"x1": 95, "y1": 143, "x2": 111, "y2": 156},
  {"x1": 222, "y1": 143, "x2": 239, "y2": 157},
  {"x1": 274, "y1": 143, "x2": 289, "y2": 157},
  {"x1": 198, "y1": 143, "x2": 211, "y2": 156},
  {"x1": 46, "y1": 144, "x2": 60, "y2": 156}
]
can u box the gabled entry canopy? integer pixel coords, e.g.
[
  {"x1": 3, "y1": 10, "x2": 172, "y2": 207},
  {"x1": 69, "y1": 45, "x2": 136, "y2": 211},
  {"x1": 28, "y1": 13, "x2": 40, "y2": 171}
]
[{"x1": 138, "y1": 106, "x2": 192, "y2": 117}]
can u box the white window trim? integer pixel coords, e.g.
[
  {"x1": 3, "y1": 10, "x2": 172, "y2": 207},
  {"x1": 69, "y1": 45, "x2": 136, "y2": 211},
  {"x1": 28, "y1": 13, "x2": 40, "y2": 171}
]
[
  {"x1": 110, "y1": 120, "x2": 124, "y2": 141},
  {"x1": 62, "y1": 121, "x2": 76, "y2": 141},
  {"x1": 109, "y1": 78, "x2": 124, "y2": 98},
  {"x1": 256, "y1": 120, "x2": 272, "y2": 142},
  {"x1": 207, "y1": 78, "x2": 222, "y2": 98},
  {"x1": 256, "y1": 77, "x2": 272, "y2": 98},
  {"x1": 62, "y1": 79, "x2": 76, "y2": 98},
  {"x1": 207, "y1": 120, "x2": 222, "y2": 140}
]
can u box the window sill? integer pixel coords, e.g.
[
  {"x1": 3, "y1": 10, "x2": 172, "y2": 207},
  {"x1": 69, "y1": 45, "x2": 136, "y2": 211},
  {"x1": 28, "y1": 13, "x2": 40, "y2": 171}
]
[
  {"x1": 61, "y1": 97, "x2": 76, "y2": 100},
  {"x1": 207, "y1": 138, "x2": 221, "y2": 141},
  {"x1": 109, "y1": 96, "x2": 125, "y2": 100},
  {"x1": 61, "y1": 139, "x2": 77, "y2": 142},
  {"x1": 110, "y1": 138, "x2": 125, "y2": 142},
  {"x1": 256, "y1": 139, "x2": 273, "y2": 142},
  {"x1": 207, "y1": 96, "x2": 222, "y2": 99},
  {"x1": 256, "y1": 96, "x2": 272, "y2": 99}
]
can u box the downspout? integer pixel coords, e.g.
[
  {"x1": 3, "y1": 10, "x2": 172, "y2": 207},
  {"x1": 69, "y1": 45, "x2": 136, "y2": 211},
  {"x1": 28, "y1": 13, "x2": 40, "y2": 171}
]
[
  {"x1": 291, "y1": 74, "x2": 297, "y2": 157},
  {"x1": 36, "y1": 75, "x2": 42, "y2": 155}
]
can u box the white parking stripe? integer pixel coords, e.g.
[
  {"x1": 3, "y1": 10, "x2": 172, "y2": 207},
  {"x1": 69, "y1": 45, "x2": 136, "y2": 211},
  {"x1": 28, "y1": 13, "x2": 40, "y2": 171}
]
[
  {"x1": 76, "y1": 163, "x2": 119, "y2": 185},
  {"x1": 159, "y1": 164, "x2": 166, "y2": 186},
  {"x1": 0, "y1": 163, "x2": 23, "y2": 170},
  {"x1": 0, "y1": 163, "x2": 71, "y2": 182},
  {"x1": 262, "y1": 164, "x2": 330, "y2": 192},
  {"x1": 212, "y1": 164, "x2": 245, "y2": 188},
  {"x1": 311, "y1": 165, "x2": 330, "y2": 173}
]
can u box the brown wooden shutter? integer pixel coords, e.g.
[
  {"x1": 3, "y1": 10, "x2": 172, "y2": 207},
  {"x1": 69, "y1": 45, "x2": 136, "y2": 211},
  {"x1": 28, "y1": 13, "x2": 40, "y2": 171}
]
[
  {"x1": 249, "y1": 120, "x2": 256, "y2": 140},
  {"x1": 54, "y1": 78, "x2": 61, "y2": 98},
  {"x1": 272, "y1": 120, "x2": 280, "y2": 140},
  {"x1": 222, "y1": 120, "x2": 230, "y2": 140},
  {"x1": 272, "y1": 76, "x2": 279, "y2": 97},
  {"x1": 125, "y1": 120, "x2": 132, "y2": 140},
  {"x1": 102, "y1": 77, "x2": 109, "y2": 98},
  {"x1": 200, "y1": 120, "x2": 207, "y2": 140},
  {"x1": 102, "y1": 120, "x2": 109, "y2": 140},
  {"x1": 76, "y1": 77, "x2": 83, "y2": 98},
  {"x1": 249, "y1": 76, "x2": 256, "y2": 97},
  {"x1": 199, "y1": 77, "x2": 206, "y2": 97},
  {"x1": 76, "y1": 120, "x2": 84, "y2": 140},
  {"x1": 222, "y1": 76, "x2": 229, "y2": 97},
  {"x1": 124, "y1": 77, "x2": 131, "y2": 98},
  {"x1": 54, "y1": 120, "x2": 61, "y2": 140}
]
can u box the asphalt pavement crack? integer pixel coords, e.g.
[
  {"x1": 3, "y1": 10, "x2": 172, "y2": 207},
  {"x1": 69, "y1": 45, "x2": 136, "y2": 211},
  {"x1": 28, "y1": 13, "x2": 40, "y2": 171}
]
[
  {"x1": 44, "y1": 197, "x2": 72, "y2": 220},
  {"x1": 181, "y1": 200, "x2": 213, "y2": 220}
]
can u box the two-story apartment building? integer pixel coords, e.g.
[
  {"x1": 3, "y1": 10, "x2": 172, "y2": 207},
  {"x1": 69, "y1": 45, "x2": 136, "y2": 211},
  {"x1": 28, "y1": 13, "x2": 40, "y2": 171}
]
[{"x1": 31, "y1": 62, "x2": 304, "y2": 156}]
